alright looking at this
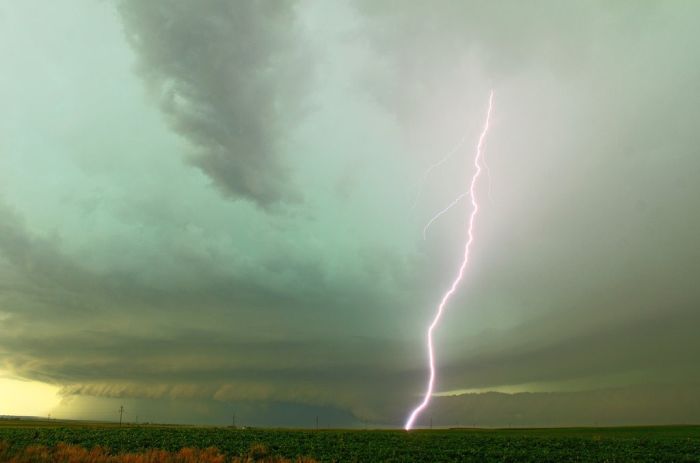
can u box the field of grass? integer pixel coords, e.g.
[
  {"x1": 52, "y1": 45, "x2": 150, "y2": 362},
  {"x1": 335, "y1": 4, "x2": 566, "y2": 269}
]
[{"x1": 0, "y1": 419, "x2": 698, "y2": 462}]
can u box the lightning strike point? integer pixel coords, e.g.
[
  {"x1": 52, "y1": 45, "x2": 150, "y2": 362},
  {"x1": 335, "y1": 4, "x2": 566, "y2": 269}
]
[{"x1": 404, "y1": 90, "x2": 495, "y2": 431}]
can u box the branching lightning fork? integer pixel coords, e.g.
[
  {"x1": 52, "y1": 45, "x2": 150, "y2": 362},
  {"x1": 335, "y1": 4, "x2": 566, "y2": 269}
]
[
  {"x1": 422, "y1": 191, "x2": 470, "y2": 240},
  {"x1": 411, "y1": 124, "x2": 473, "y2": 208},
  {"x1": 405, "y1": 90, "x2": 495, "y2": 431}
]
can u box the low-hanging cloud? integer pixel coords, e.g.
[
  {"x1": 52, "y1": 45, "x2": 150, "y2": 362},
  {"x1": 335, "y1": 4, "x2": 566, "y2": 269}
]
[
  {"x1": 1, "y1": 0, "x2": 699, "y2": 427},
  {"x1": 118, "y1": 0, "x2": 311, "y2": 207}
]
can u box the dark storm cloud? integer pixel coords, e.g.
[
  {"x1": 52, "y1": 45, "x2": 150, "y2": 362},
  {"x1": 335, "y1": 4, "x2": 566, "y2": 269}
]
[
  {"x1": 429, "y1": 384, "x2": 700, "y2": 427},
  {"x1": 343, "y1": 0, "x2": 700, "y2": 424},
  {"x1": 0, "y1": 200, "x2": 309, "y2": 319},
  {"x1": 2, "y1": 186, "x2": 699, "y2": 424},
  {"x1": 118, "y1": 0, "x2": 311, "y2": 206},
  {"x1": 0, "y1": 200, "x2": 413, "y2": 421},
  {"x1": 2, "y1": 0, "x2": 700, "y2": 428},
  {"x1": 2, "y1": 323, "x2": 410, "y2": 421},
  {"x1": 0, "y1": 197, "x2": 396, "y2": 326},
  {"x1": 437, "y1": 306, "x2": 700, "y2": 392}
]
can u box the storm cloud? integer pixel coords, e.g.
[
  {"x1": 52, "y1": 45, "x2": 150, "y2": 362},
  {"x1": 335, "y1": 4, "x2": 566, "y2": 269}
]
[
  {"x1": 0, "y1": 0, "x2": 699, "y2": 427},
  {"x1": 119, "y1": 0, "x2": 311, "y2": 206}
]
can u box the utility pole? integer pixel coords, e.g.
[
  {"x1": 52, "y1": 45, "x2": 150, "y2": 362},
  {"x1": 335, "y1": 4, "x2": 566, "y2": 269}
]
[{"x1": 119, "y1": 405, "x2": 124, "y2": 426}]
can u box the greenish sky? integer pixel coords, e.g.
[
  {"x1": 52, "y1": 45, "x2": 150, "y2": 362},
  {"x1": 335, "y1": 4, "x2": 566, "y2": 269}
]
[{"x1": 0, "y1": 0, "x2": 699, "y2": 427}]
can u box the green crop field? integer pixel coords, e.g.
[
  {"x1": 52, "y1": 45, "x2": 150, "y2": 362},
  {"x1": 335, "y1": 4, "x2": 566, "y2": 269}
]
[{"x1": 0, "y1": 420, "x2": 699, "y2": 462}]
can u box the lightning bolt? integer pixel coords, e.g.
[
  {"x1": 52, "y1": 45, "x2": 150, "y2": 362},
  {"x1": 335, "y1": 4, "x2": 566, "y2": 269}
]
[
  {"x1": 411, "y1": 123, "x2": 473, "y2": 209},
  {"x1": 422, "y1": 191, "x2": 469, "y2": 240},
  {"x1": 405, "y1": 90, "x2": 494, "y2": 431}
]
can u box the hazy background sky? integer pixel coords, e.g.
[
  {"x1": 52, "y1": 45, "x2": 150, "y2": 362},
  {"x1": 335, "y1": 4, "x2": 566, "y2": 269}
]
[{"x1": 0, "y1": 0, "x2": 699, "y2": 427}]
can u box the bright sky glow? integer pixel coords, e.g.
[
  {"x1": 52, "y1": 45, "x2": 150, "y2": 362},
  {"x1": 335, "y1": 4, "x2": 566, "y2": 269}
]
[{"x1": 0, "y1": 372, "x2": 60, "y2": 417}]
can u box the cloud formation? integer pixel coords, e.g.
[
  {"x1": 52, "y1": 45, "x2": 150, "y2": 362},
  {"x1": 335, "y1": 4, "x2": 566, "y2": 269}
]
[
  {"x1": 0, "y1": 0, "x2": 699, "y2": 427},
  {"x1": 430, "y1": 384, "x2": 700, "y2": 427},
  {"x1": 119, "y1": 0, "x2": 311, "y2": 206}
]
